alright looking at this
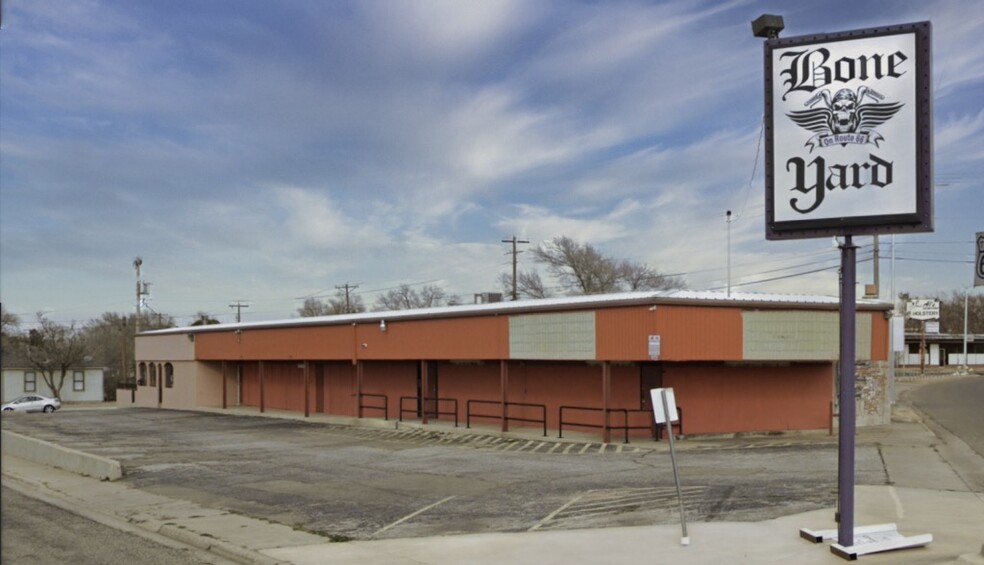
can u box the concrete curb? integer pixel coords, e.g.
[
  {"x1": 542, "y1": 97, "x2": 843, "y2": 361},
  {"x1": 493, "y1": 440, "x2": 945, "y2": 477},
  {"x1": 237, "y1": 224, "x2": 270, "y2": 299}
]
[
  {"x1": 155, "y1": 523, "x2": 285, "y2": 565},
  {"x1": 1, "y1": 429, "x2": 123, "y2": 481},
  {"x1": 2, "y1": 456, "x2": 286, "y2": 565}
]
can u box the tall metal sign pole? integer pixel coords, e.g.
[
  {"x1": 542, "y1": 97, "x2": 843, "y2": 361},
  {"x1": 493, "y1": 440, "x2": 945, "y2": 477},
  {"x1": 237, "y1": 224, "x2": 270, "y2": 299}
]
[
  {"x1": 756, "y1": 15, "x2": 933, "y2": 556},
  {"x1": 837, "y1": 236, "x2": 857, "y2": 543}
]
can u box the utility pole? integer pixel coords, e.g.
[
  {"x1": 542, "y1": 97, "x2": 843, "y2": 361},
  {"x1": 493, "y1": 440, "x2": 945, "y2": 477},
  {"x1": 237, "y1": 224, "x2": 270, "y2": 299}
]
[
  {"x1": 502, "y1": 236, "x2": 529, "y2": 301},
  {"x1": 229, "y1": 301, "x2": 250, "y2": 323},
  {"x1": 335, "y1": 283, "x2": 359, "y2": 313},
  {"x1": 726, "y1": 210, "x2": 733, "y2": 298},
  {"x1": 133, "y1": 257, "x2": 151, "y2": 333}
]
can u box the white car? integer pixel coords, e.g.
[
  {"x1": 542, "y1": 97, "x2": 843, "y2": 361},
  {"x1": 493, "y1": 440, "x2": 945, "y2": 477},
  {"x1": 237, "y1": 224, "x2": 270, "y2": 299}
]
[{"x1": 2, "y1": 394, "x2": 61, "y2": 413}]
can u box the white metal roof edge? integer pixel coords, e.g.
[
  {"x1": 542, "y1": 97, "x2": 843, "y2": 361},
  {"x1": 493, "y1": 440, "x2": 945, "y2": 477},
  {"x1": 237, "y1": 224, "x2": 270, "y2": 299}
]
[{"x1": 140, "y1": 289, "x2": 891, "y2": 336}]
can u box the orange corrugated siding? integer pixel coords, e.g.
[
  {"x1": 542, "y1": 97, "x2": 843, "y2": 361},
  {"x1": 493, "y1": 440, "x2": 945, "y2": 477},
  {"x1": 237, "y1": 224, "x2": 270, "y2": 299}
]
[
  {"x1": 197, "y1": 325, "x2": 354, "y2": 361},
  {"x1": 869, "y1": 312, "x2": 888, "y2": 361},
  {"x1": 597, "y1": 305, "x2": 742, "y2": 361},
  {"x1": 197, "y1": 316, "x2": 509, "y2": 361},
  {"x1": 355, "y1": 316, "x2": 508, "y2": 360}
]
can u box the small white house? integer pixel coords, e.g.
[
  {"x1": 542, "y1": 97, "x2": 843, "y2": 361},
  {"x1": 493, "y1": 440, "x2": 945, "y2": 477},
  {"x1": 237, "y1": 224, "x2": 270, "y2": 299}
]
[{"x1": 1, "y1": 367, "x2": 105, "y2": 403}]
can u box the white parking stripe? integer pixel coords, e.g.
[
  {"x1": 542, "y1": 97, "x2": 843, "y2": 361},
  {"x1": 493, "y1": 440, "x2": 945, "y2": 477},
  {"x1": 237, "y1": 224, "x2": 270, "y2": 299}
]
[
  {"x1": 373, "y1": 495, "x2": 457, "y2": 537},
  {"x1": 528, "y1": 493, "x2": 584, "y2": 531}
]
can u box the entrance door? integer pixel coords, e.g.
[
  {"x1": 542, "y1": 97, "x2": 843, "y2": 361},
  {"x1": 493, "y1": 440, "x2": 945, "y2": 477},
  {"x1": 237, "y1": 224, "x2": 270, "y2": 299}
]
[
  {"x1": 416, "y1": 361, "x2": 439, "y2": 418},
  {"x1": 315, "y1": 364, "x2": 325, "y2": 413},
  {"x1": 640, "y1": 363, "x2": 663, "y2": 411},
  {"x1": 640, "y1": 363, "x2": 663, "y2": 438}
]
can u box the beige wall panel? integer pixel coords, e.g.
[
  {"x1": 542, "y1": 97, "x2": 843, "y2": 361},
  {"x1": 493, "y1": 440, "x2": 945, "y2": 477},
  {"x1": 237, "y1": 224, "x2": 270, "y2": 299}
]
[
  {"x1": 509, "y1": 312, "x2": 595, "y2": 360},
  {"x1": 743, "y1": 311, "x2": 871, "y2": 361},
  {"x1": 195, "y1": 362, "x2": 225, "y2": 407},
  {"x1": 136, "y1": 334, "x2": 195, "y2": 361}
]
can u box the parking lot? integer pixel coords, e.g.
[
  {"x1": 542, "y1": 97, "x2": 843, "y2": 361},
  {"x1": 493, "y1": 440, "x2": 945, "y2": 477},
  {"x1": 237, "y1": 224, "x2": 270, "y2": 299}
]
[{"x1": 0, "y1": 408, "x2": 888, "y2": 541}]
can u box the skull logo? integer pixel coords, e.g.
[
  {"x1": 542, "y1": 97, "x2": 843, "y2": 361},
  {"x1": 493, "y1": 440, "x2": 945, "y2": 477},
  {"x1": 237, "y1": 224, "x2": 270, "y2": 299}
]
[{"x1": 830, "y1": 88, "x2": 858, "y2": 134}]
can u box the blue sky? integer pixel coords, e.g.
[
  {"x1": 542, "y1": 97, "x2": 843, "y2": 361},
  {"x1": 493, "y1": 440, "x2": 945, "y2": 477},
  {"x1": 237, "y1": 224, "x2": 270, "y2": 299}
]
[{"x1": 1, "y1": 0, "x2": 981, "y2": 327}]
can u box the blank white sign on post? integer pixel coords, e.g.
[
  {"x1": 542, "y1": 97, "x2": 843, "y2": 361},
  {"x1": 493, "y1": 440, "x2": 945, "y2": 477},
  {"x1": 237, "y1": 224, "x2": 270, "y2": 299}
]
[{"x1": 650, "y1": 388, "x2": 678, "y2": 424}]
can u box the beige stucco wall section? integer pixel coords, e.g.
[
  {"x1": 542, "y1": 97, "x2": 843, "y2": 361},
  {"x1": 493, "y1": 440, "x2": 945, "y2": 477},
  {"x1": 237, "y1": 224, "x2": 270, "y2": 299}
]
[
  {"x1": 742, "y1": 310, "x2": 872, "y2": 361},
  {"x1": 136, "y1": 333, "x2": 196, "y2": 361},
  {"x1": 195, "y1": 362, "x2": 225, "y2": 407},
  {"x1": 135, "y1": 334, "x2": 198, "y2": 409}
]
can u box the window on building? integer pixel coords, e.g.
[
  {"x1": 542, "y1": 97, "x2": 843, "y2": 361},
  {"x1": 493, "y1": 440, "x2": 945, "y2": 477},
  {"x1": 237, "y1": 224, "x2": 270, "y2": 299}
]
[
  {"x1": 164, "y1": 363, "x2": 174, "y2": 388},
  {"x1": 24, "y1": 372, "x2": 37, "y2": 393},
  {"x1": 73, "y1": 371, "x2": 85, "y2": 392},
  {"x1": 138, "y1": 363, "x2": 147, "y2": 386},
  {"x1": 149, "y1": 363, "x2": 157, "y2": 387}
]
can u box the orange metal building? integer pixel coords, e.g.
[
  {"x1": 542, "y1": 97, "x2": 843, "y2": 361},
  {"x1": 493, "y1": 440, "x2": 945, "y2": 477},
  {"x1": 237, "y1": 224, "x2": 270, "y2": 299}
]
[{"x1": 131, "y1": 291, "x2": 892, "y2": 442}]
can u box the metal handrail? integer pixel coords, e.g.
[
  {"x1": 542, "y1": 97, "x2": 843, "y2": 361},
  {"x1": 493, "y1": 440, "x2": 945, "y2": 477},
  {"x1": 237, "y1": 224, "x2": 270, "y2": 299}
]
[
  {"x1": 466, "y1": 399, "x2": 547, "y2": 437},
  {"x1": 359, "y1": 393, "x2": 389, "y2": 420},
  {"x1": 398, "y1": 396, "x2": 459, "y2": 427},
  {"x1": 558, "y1": 405, "x2": 683, "y2": 443},
  {"x1": 558, "y1": 405, "x2": 630, "y2": 443}
]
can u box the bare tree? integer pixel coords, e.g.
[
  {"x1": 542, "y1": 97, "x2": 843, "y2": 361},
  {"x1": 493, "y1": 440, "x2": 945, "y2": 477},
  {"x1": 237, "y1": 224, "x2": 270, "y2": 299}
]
[
  {"x1": 1, "y1": 305, "x2": 21, "y2": 364},
  {"x1": 19, "y1": 314, "x2": 88, "y2": 400},
  {"x1": 374, "y1": 284, "x2": 459, "y2": 311},
  {"x1": 1, "y1": 304, "x2": 19, "y2": 336},
  {"x1": 327, "y1": 288, "x2": 366, "y2": 314},
  {"x1": 619, "y1": 260, "x2": 685, "y2": 291},
  {"x1": 529, "y1": 236, "x2": 684, "y2": 296},
  {"x1": 941, "y1": 291, "x2": 984, "y2": 334},
  {"x1": 298, "y1": 290, "x2": 367, "y2": 317},
  {"x1": 298, "y1": 298, "x2": 331, "y2": 317},
  {"x1": 533, "y1": 236, "x2": 621, "y2": 294},
  {"x1": 499, "y1": 271, "x2": 551, "y2": 299}
]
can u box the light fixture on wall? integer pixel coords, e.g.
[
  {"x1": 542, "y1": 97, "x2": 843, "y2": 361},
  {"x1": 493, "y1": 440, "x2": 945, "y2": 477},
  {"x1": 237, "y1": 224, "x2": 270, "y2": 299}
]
[{"x1": 379, "y1": 320, "x2": 387, "y2": 332}]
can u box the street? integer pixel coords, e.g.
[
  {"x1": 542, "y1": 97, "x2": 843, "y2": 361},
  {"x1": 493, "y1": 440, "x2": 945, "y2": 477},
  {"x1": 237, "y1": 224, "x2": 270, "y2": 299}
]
[{"x1": 909, "y1": 376, "x2": 984, "y2": 457}]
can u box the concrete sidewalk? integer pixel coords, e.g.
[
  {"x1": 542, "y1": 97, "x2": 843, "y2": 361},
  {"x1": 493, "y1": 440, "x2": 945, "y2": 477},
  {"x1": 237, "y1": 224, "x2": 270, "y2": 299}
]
[{"x1": 4, "y1": 405, "x2": 984, "y2": 564}]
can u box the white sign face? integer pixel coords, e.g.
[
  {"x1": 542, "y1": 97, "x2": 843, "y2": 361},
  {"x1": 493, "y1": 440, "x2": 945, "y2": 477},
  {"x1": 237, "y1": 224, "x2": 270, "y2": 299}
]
[
  {"x1": 907, "y1": 299, "x2": 939, "y2": 320},
  {"x1": 925, "y1": 321, "x2": 940, "y2": 334},
  {"x1": 648, "y1": 335, "x2": 661, "y2": 360},
  {"x1": 650, "y1": 388, "x2": 678, "y2": 424},
  {"x1": 976, "y1": 232, "x2": 984, "y2": 287},
  {"x1": 764, "y1": 23, "x2": 932, "y2": 239}
]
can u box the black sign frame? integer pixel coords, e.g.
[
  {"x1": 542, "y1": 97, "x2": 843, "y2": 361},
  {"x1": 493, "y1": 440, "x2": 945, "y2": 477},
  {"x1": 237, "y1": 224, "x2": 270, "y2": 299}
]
[{"x1": 763, "y1": 22, "x2": 933, "y2": 240}]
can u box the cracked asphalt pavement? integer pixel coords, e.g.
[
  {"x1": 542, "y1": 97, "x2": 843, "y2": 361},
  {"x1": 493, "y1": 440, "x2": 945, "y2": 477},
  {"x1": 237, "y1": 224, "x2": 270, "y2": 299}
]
[{"x1": 1, "y1": 408, "x2": 888, "y2": 541}]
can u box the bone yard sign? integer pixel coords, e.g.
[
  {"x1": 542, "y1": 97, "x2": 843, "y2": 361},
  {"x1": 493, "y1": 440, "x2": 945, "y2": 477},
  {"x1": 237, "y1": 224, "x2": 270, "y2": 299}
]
[{"x1": 764, "y1": 22, "x2": 933, "y2": 239}]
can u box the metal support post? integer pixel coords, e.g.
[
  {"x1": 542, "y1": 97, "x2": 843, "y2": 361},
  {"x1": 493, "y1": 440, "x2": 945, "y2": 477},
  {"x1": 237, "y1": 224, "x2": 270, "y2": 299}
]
[{"x1": 837, "y1": 235, "x2": 857, "y2": 548}]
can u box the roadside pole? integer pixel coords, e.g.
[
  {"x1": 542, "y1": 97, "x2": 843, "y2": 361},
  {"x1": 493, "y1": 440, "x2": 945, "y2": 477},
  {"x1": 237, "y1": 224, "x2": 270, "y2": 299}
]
[
  {"x1": 651, "y1": 387, "x2": 688, "y2": 546},
  {"x1": 837, "y1": 236, "x2": 857, "y2": 547}
]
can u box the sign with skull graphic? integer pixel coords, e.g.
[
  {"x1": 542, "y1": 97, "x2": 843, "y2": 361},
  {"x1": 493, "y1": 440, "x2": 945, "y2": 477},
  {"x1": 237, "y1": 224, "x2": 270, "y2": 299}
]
[{"x1": 763, "y1": 22, "x2": 933, "y2": 240}]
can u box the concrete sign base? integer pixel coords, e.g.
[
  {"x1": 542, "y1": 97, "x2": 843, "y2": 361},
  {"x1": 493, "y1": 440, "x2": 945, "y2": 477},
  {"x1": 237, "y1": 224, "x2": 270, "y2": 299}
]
[{"x1": 799, "y1": 523, "x2": 932, "y2": 560}]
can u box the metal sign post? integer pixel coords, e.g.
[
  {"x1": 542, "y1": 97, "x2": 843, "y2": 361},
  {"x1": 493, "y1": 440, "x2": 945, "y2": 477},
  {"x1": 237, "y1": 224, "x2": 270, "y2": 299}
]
[
  {"x1": 837, "y1": 237, "x2": 857, "y2": 547},
  {"x1": 651, "y1": 387, "x2": 688, "y2": 546}
]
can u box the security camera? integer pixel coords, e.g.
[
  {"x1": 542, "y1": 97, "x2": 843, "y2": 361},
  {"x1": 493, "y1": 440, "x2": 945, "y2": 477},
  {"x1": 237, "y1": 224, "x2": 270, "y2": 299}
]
[{"x1": 379, "y1": 320, "x2": 387, "y2": 332}]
